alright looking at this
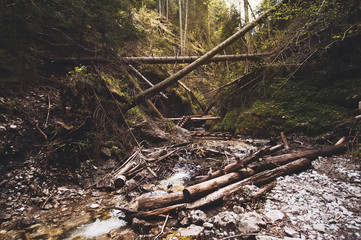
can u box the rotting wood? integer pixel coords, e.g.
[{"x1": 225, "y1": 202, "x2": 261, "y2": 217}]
[
  {"x1": 183, "y1": 168, "x2": 255, "y2": 200},
  {"x1": 248, "y1": 144, "x2": 346, "y2": 172},
  {"x1": 198, "y1": 144, "x2": 283, "y2": 183},
  {"x1": 131, "y1": 0, "x2": 285, "y2": 107},
  {"x1": 280, "y1": 132, "x2": 291, "y2": 151}
]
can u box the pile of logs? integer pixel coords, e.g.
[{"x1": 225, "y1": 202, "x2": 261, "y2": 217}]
[{"x1": 117, "y1": 135, "x2": 346, "y2": 220}]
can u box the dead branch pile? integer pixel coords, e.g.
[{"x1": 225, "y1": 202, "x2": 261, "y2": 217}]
[{"x1": 113, "y1": 135, "x2": 346, "y2": 220}]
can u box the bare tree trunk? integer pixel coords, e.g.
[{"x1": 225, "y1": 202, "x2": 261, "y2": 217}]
[
  {"x1": 131, "y1": 0, "x2": 285, "y2": 107},
  {"x1": 244, "y1": 0, "x2": 250, "y2": 73},
  {"x1": 178, "y1": 0, "x2": 183, "y2": 55},
  {"x1": 183, "y1": 0, "x2": 189, "y2": 55},
  {"x1": 166, "y1": 0, "x2": 169, "y2": 20}
]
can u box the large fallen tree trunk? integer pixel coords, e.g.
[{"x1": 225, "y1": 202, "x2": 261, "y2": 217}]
[
  {"x1": 120, "y1": 53, "x2": 270, "y2": 64},
  {"x1": 131, "y1": 0, "x2": 285, "y2": 107},
  {"x1": 249, "y1": 143, "x2": 346, "y2": 172},
  {"x1": 133, "y1": 158, "x2": 310, "y2": 218},
  {"x1": 137, "y1": 192, "x2": 184, "y2": 211},
  {"x1": 187, "y1": 158, "x2": 311, "y2": 209},
  {"x1": 183, "y1": 168, "x2": 254, "y2": 200},
  {"x1": 49, "y1": 53, "x2": 271, "y2": 66}
]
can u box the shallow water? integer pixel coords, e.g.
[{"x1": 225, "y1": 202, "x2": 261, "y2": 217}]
[{"x1": 66, "y1": 209, "x2": 127, "y2": 239}]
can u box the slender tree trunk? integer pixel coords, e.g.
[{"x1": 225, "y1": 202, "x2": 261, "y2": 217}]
[
  {"x1": 244, "y1": 0, "x2": 250, "y2": 73},
  {"x1": 166, "y1": 0, "x2": 169, "y2": 20},
  {"x1": 131, "y1": 0, "x2": 285, "y2": 107},
  {"x1": 178, "y1": 0, "x2": 183, "y2": 55},
  {"x1": 183, "y1": 0, "x2": 189, "y2": 55}
]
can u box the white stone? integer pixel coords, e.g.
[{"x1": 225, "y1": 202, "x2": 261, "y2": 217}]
[
  {"x1": 89, "y1": 203, "x2": 100, "y2": 209},
  {"x1": 284, "y1": 226, "x2": 299, "y2": 238},
  {"x1": 178, "y1": 224, "x2": 204, "y2": 237},
  {"x1": 312, "y1": 223, "x2": 326, "y2": 232},
  {"x1": 264, "y1": 210, "x2": 284, "y2": 223}
]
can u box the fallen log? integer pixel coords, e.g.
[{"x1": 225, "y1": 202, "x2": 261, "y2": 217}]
[
  {"x1": 120, "y1": 53, "x2": 270, "y2": 64},
  {"x1": 135, "y1": 158, "x2": 310, "y2": 218},
  {"x1": 183, "y1": 168, "x2": 255, "y2": 200},
  {"x1": 137, "y1": 191, "x2": 185, "y2": 211},
  {"x1": 198, "y1": 144, "x2": 284, "y2": 183},
  {"x1": 187, "y1": 158, "x2": 311, "y2": 209},
  {"x1": 131, "y1": 0, "x2": 285, "y2": 106},
  {"x1": 249, "y1": 143, "x2": 346, "y2": 172}
]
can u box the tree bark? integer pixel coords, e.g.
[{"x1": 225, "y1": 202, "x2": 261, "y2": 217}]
[
  {"x1": 183, "y1": 168, "x2": 255, "y2": 200},
  {"x1": 280, "y1": 132, "x2": 290, "y2": 151},
  {"x1": 187, "y1": 158, "x2": 311, "y2": 209},
  {"x1": 198, "y1": 144, "x2": 284, "y2": 183},
  {"x1": 121, "y1": 53, "x2": 269, "y2": 64},
  {"x1": 178, "y1": 0, "x2": 183, "y2": 55},
  {"x1": 249, "y1": 144, "x2": 346, "y2": 172},
  {"x1": 137, "y1": 191, "x2": 185, "y2": 210},
  {"x1": 131, "y1": 0, "x2": 285, "y2": 107}
]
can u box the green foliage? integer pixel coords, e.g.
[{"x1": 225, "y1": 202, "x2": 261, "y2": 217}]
[{"x1": 0, "y1": 0, "x2": 142, "y2": 93}]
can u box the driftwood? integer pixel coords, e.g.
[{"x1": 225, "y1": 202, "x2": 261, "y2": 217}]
[
  {"x1": 183, "y1": 168, "x2": 255, "y2": 200},
  {"x1": 131, "y1": 0, "x2": 285, "y2": 106},
  {"x1": 249, "y1": 143, "x2": 346, "y2": 172},
  {"x1": 198, "y1": 144, "x2": 284, "y2": 183},
  {"x1": 135, "y1": 158, "x2": 310, "y2": 217}
]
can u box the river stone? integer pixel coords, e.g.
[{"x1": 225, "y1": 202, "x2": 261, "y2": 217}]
[
  {"x1": 89, "y1": 203, "x2": 100, "y2": 209},
  {"x1": 211, "y1": 211, "x2": 238, "y2": 228},
  {"x1": 284, "y1": 226, "x2": 299, "y2": 238},
  {"x1": 203, "y1": 222, "x2": 214, "y2": 229},
  {"x1": 178, "y1": 224, "x2": 204, "y2": 237},
  {"x1": 189, "y1": 209, "x2": 207, "y2": 225},
  {"x1": 238, "y1": 211, "x2": 266, "y2": 234},
  {"x1": 312, "y1": 223, "x2": 326, "y2": 232},
  {"x1": 264, "y1": 210, "x2": 284, "y2": 223},
  {"x1": 256, "y1": 236, "x2": 282, "y2": 240}
]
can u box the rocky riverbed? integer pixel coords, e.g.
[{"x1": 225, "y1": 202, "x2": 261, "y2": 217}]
[{"x1": 0, "y1": 138, "x2": 360, "y2": 240}]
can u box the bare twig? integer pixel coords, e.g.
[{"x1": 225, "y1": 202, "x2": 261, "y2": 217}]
[
  {"x1": 44, "y1": 95, "x2": 51, "y2": 128},
  {"x1": 154, "y1": 213, "x2": 169, "y2": 239},
  {"x1": 41, "y1": 190, "x2": 58, "y2": 209}
]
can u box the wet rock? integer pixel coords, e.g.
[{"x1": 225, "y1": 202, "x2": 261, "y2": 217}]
[
  {"x1": 284, "y1": 226, "x2": 299, "y2": 238},
  {"x1": 178, "y1": 224, "x2": 204, "y2": 237},
  {"x1": 189, "y1": 209, "x2": 207, "y2": 225},
  {"x1": 264, "y1": 210, "x2": 285, "y2": 223}
]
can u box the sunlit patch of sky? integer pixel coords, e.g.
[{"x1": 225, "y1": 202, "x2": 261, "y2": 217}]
[{"x1": 223, "y1": 0, "x2": 263, "y2": 20}]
